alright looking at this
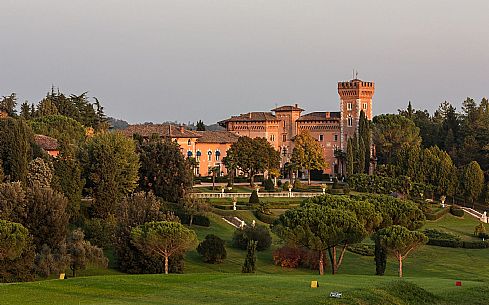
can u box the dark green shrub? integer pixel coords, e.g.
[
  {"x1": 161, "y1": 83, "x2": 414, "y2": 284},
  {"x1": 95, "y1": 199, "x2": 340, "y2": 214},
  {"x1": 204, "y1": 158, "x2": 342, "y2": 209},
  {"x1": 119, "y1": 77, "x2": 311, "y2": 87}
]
[
  {"x1": 347, "y1": 243, "x2": 375, "y2": 256},
  {"x1": 83, "y1": 216, "x2": 116, "y2": 248},
  {"x1": 197, "y1": 234, "x2": 227, "y2": 263},
  {"x1": 449, "y1": 206, "x2": 464, "y2": 217},
  {"x1": 232, "y1": 225, "x2": 272, "y2": 251},
  {"x1": 428, "y1": 239, "x2": 463, "y2": 248},
  {"x1": 329, "y1": 188, "x2": 344, "y2": 195},
  {"x1": 423, "y1": 229, "x2": 460, "y2": 241},
  {"x1": 293, "y1": 179, "x2": 303, "y2": 191},
  {"x1": 478, "y1": 232, "x2": 489, "y2": 239},
  {"x1": 242, "y1": 240, "x2": 257, "y2": 273},
  {"x1": 213, "y1": 204, "x2": 251, "y2": 211},
  {"x1": 176, "y1": 213, "x2": 210, "y2": 227},
  {"x1": 254, "y1": 211, "x2": 278, "y2": 224},
  {"x1": 262, "y1": 178, "x2": 275, "y2": 191},
  {"x1": 474, "y1": 223, "x2": 486, "y2": 236},
  {"x1": 249, "y1": 190, "x2": 260, "y2": 204},
  {"x1": 462, "y1": 240, "x2": 489, "y2": 249},
  {"x1": 424, "y1": 207, "x2": 450, "y2": 221},
  {"x1": 277, "y1": 180, "x2": 283, "y2": 187},
  {"x1": 282, "y1": 181, "x2": 290, "y2": 191}
]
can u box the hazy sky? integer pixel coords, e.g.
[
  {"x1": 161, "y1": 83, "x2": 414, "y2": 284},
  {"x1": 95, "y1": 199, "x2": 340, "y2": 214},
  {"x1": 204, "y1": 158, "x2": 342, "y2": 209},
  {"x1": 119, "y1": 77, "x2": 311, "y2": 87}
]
[{"x1": 1, "y1": 0, "x2": 488, "y2": 124}]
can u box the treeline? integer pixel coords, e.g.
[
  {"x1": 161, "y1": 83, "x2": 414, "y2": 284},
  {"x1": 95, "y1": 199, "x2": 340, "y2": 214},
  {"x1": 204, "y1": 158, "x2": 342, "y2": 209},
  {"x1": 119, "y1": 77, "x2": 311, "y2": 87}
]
[
  {"x1": 347, "y1": 98, "x2": 489, "y2": 207},
  {"x1": 0, "y1": 90, "x2": 202, "y2": 282}
]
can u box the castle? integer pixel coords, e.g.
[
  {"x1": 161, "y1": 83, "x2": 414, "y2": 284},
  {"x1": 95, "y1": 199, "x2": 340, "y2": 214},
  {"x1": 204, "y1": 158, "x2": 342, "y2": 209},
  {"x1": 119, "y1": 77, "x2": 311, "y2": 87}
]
[
  {"x1": 122, "y1": 77, "x2": 375, "y2": 178},
  {"x1": 219, "y1": 78, "x2": 375, "y2": 176}
]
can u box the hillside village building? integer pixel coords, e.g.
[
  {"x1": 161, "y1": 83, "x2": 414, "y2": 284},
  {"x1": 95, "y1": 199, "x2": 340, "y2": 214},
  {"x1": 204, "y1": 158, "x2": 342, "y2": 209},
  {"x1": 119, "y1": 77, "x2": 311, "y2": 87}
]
[
  {"x1": 121, "y1": 124, "x2": 239, "y2": 177},
  {"x1": 122, "y1": 77, "x2": 375, "y2": 178}
]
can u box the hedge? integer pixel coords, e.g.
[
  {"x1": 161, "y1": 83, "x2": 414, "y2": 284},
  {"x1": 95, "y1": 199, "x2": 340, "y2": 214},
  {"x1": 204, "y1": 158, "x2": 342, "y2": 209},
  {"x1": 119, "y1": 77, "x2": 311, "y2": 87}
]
[
  {"x1": 449, "y1": 206, "x2": 464, "y2": 217},
  {"x1": 213, "y1": 205, "x2": 251, "y2": 211},
  {"x1": 175, "y1": 213, "x2": 211, "y2": 227},
  {"x1": 347, "y1": 243, "x2": 375, "y2": 256},
  {"x1": 210, "y1": 207, "x2": 238, "y2": 217},
  {"x1": 254, "y1": 211, "x2": 278, "y2": 224},
  {"x1": 428, "y1": 238, "x2": 463, "y2": 248},
  {"x1": 424, "y1": 207, "x2": 450, "y2": 221}
]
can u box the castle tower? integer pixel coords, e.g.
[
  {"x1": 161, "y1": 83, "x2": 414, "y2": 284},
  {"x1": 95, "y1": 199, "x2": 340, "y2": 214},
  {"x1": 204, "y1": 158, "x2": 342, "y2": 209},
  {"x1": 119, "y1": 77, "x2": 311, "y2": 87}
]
[
  {"x1": 338, "y1": 78, "x2": 375, "y2": 150},
  {"x1": 271, "y1": 104, "x2": 303, "y2": 166}
]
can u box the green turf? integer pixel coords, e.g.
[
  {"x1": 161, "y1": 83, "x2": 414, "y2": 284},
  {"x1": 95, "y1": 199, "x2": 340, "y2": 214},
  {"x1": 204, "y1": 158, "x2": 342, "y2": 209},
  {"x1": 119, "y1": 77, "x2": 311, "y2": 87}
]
[
  {"x1": 0, "y1": 273, "x2": 486, "y2": 305},
  {"x1": 1, "y1": 212, "x2": 488, "y2": 304},
  {"x1": 422, "y1": 213, "x2": 486, "y2": 241}
]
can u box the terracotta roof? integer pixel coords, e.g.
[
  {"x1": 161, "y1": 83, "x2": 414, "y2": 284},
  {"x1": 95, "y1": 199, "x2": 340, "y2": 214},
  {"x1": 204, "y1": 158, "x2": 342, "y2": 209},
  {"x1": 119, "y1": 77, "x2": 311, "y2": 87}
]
[
  {"x1": 34, "y1": 134, "x2": 59, "y2": 150},
  {"x1": 196, "y1": 131, "x2": 240, "y2": 144},
  {"x1": 121, "y1": 124, "x2": 202, "y2": 138},
  {"x1": 271, "y1": 105, "x2": 304, "y2": 112},
  {"x1": 297, "y1": 112, "x2": 341, "y2": 121},
  {"x1": 219, "y1": 112, "x2": 278, "y2": 125}
]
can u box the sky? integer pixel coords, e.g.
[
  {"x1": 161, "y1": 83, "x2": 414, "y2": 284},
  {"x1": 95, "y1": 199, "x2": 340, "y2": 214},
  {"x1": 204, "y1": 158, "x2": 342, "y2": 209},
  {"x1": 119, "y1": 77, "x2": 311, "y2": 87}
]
[{"x1": 1, "y1": 0, "x2": 488, "y2": 124}]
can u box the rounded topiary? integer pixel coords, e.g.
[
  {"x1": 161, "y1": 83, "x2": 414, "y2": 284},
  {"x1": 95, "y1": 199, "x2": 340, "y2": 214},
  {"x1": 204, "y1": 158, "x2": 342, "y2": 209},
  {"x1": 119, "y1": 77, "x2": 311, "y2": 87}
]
[
  {"x1": 449, "y1": 206, "x2": 464, "y2": 217},
  {"x1": 293, "y1": 179, "x2": 303, "y2": 191},
  {"x1": 262, "y1": 178, "x2": 275, "y2": 191},
  {"x1": 197, "y1": 234, "x2": 227, "y2": 263},
  {"x1": 282, "y1": 181, "x2": 290, "y2": 191},
  {"x1": 232, "y1": 225, "x2": 272, "y2": 251},
  {"x1": 249, "y1": 190, "x2": 260, "y2": 204}
]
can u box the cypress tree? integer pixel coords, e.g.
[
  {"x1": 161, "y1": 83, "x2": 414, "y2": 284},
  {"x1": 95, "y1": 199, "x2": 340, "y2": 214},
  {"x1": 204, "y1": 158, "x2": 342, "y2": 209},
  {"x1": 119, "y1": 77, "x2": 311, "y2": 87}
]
[
  {"x1": 0, "y1": 117, "x2": 33, "y2": 183},
  {"x1": 358, "y1": 110, "x2": 371, "y2": 174},
  {"x1": 346, "y1": 137, "x2": 354, "y2": 177},
  {"x1": 242, "y1": 240, "x2": 257, "y2": 273}
]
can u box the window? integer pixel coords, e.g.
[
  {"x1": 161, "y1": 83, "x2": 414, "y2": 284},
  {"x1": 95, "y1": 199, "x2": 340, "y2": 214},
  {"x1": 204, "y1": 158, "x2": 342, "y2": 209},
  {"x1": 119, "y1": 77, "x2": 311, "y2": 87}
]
[
  {"x1": 270, "y1": 134, "x2": 275, "y2": 142},
  {"x1": 207, "y1": 150, "x2": 212, "y2": 161},
  {"x1": 196, "y1": 151, "x2": 201, "y2": 161},
  {"x1": 319, "y1": 134, "x2": 324, "y2": 141},
  {"x1": 334, "y1": 134, "x2": 338, "y2": 142},
  {"x1": 215, "y1": 150, "x2": 221, "y2": 161},
  {"x1": 283, "y1": 134, "x2": 287, "y2": 142},
  {"x1": 283, "y1": 121, "x2": 286, "y2": 128},
  {"x1": 363, "y1": 103, "x2": 368, "y2": 110},
  {"x1": 187, "y1": 139, "x2": 191, "y2": 146},
  {"x1": 347, "y1": 115, "x2": 353, "y2": 127},
  {"x1": 347, "y1": 103, "x2": 352, "y2": 110},
  {"x1": 187, "y1": 151, "x2": 193, "y2": 158}
]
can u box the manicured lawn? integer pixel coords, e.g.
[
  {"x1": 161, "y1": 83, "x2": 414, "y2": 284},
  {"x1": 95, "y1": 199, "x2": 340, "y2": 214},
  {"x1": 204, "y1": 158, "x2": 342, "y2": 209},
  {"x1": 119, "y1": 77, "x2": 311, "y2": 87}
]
[
  {"x1": 1, "y1": 273, "x2": 486, "y2": 305},
  {"x1": 2, "y1": 210, "x2": 488, "y2": 304},
  {"x1": 423, "y1": 213, "x2": 485, "y2": 241}
]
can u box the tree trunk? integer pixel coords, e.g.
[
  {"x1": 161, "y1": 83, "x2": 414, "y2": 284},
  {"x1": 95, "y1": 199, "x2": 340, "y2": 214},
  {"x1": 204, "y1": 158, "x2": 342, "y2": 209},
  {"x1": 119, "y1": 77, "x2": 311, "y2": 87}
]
[
  {"x1": 319, "y1": 250, "x2": 324, "y2": 275},
  {"x1": 398, "y1": 255, "x2": 403, "y2": 278},
  {"x1": 327, "y1": 247, "x2": 338, "y2": 274},
  {"x1": 165, "y1": 255, "x2": 169, "y2": 275},
  {"x1": 212, "y1": 174, "x2": 215, "y2": 190},
  {"x1": 189, "y1": 214, "x2": 193, "y2": 227},
  {"x1": 308, "y1": 170, "x2": 311, "y2": 185},
  {"x1": 250, "y1": 174, "x2": 255, "y2": 187},
  {"x1": 336, "y1": 244, "x2": 348, "y2": 273}
]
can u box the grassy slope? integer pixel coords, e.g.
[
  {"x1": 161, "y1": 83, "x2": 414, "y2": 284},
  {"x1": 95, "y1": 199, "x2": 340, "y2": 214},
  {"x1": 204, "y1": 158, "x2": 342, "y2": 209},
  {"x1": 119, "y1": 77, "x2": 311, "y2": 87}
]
[
  {"x1": 2, "y1": 212, "x2": 488, "y2": 304},
  {"x1": 1, "y1": 274, "x2": 487, "y2": 305}
]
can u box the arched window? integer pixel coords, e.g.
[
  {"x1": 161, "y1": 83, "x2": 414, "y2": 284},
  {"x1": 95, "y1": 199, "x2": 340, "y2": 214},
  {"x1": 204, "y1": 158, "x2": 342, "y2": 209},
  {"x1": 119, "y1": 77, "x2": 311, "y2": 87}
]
[
  {"x1": 215, "y1": 150, "x2": 221, "y2": 161},
  {"x1": 188, "y1": 139, "x2": 191, "y2": 146},
  {"x1": 196, "y1": 150, "x2": 201, "y2": 161},
  {"x1": 347, "y1": 115, "x2": 353, "y2": 127},
  {"x1": 207, "y1": 150, "x2": 212, "y2": 161}
]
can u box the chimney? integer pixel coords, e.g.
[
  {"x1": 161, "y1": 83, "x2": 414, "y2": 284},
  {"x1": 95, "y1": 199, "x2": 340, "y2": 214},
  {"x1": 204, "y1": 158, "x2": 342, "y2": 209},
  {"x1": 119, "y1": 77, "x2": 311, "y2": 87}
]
[
  {"x1": 294, "y1": 103, "x2": 298, "y2": 108},
  {"x1": 179, "y1": 125, "x2": 184, "y2": 132},
  {"x1": 326, "y1": 112, "x2": 330, "y2": 118},
  {"x1": 249, "y1": 113, "x2": 252, "y2": 119}
]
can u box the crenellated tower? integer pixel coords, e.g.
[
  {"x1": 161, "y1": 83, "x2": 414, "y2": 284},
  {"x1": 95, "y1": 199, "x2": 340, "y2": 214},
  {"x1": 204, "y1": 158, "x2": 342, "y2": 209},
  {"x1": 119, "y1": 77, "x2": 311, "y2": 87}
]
[{"x1": 338, "y1": 78, "x2": 375, "y2": 150}]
